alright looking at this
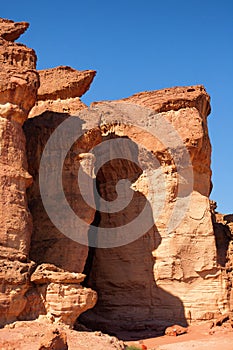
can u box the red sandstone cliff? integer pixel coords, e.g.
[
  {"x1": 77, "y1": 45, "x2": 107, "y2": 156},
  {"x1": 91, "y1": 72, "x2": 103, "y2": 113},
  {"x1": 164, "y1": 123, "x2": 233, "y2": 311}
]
[
  {"x1": 0, "y1": 16, "x2": 233, "y2": 350},
  {"x1": 0, "y1": 18, "x2": 97, "y2": 330}
]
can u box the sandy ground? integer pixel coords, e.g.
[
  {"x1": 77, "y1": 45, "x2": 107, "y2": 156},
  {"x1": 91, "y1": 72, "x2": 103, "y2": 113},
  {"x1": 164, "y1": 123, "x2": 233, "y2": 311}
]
[{"x1": 125, "y1": 322, "x2": 233, "y2": 350}]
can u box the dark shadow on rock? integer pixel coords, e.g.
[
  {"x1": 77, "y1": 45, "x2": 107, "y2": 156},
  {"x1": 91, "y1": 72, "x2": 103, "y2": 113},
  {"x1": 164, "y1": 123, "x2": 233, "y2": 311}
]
[
  {"x1": 78, "y1": 134, "x2": 188, "y2": 339},
  {"x1": 24, "y1": 113, "x2": 188, "y2": 338},
  {"x1": 23, "y1": 111, "x2": 97, "y2": 273},
  {"x1": 213, "y1": 221, "x2": 231, "y2": 267}
]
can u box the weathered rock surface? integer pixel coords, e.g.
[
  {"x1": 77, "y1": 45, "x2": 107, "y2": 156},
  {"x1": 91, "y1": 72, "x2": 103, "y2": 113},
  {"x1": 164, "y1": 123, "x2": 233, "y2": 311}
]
[
  {"x1": 0, "y1": 18, "x2": 29, "y2": 41},
  {"x1": 0, "y1": 320, "x2": 125, "y2": 350},
  {"x1": 0, "y1": 18, "x2": 38, "y2": 255},
  {"x1": 0, "y1": 21, "x2": 39, "y2": 124},
  {"x1": 0, "y1": 259, "x2": 35, "y2": 325},
  {"x1": 80, "y1": 87, "x2": 228, "y2": 331},
  {"x1": 18, "y1": 264, "x2": 97, "y2": 327},
  {"x1": 0, "y1": 17, "x2": 97, "y2": 331},
  {"x1": 26, "y1": 264, "x2": 97, "y2": 327},
  {"x1": 29, "y1": 66, "x2": 96, "y2": 118},
  {"x1": 31, "y1": 263, "x2": 86, "y2": 284},
  {"x1": 29, "y1": 97, "x2": 87, "y2": 118},
  {"x1": 1, "y1": 16, "x2": 233, "y2": 345},
  {"x1": 36, "y1": 66, "x2": 96, "y2": 101},
  {"x1": 24, "y1": 112, "x2": 101, "y2": 273},
  {"x1": 1, "y1": 322, "x2": 67, "y2": 350},
  {"x1": 119, "y1": 85, "x2": 211, "y2": 116},
  {"x1": 35, "y1": 282, "x2": 96, "y2": 327},
  {"x1": 24, "y1": 65, "x2": 99, "y2": 273},
  {"x1": 0, "y1": 18, "x2": 39, "y2": 326}
]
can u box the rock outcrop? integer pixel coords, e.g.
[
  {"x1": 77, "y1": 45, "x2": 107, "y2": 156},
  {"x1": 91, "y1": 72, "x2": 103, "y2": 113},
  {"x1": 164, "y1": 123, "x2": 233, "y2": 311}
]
[
  {"x1": 18, "y1": 263, "x2": 97, "y2": 328},
  {"x1": 0, "y1": 18, "x2": 39, "y2": 326},
  {"x1": 80, "y1": 88, "x2": 228, "y2": 332},
  {"x1": 25, "y1": 77, "x2": 231, "y2": 333},
  {"x1": 0, "y1": 18, "x2": 29, "y2": 41},
  {"x1": 29, "y1": 66, "x2": 96, "y2": 118},
  {"x1": 0, "y1": 320, "x2": 125, "y2": 350},
  {"x1": 29, "y1": 264, "x2": 97, "y2": 327},
  {"x1": 24, "y1": 65, "x2": 100, "y2": 273},
  {"x1": 0, "y1": 18, "x2": 97, "y2": 328},
  {"x1": 1, "y1": 16, "x2": 233, "y2": 342}
]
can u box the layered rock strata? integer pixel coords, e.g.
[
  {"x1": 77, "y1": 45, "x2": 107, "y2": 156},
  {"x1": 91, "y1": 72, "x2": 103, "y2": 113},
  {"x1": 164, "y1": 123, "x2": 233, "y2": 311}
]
[
  {"x1": 29, "y1": 66, "x2": 96, "y2": 118},
  {"x1": 29, "y1": 264, "x2": 97, "y2": 326},
  {"x1": 80, "y1": 87, "x2": 229, "y2": 331},
  {"x1": 0, "y1": 16, "x2": 232, "y2": 338},
  {"x1": 0, "y1": 18, "x2": 39, "y2": 325},
  {"x1": 0, "y1": 18, "x2": 97, "y2": 328},
  {"x1": 24, "y1": 66, "x2": 100, "y2": 273},
  {"x1": 25, "y1": 81, "x2": 230, "y2": 332}
]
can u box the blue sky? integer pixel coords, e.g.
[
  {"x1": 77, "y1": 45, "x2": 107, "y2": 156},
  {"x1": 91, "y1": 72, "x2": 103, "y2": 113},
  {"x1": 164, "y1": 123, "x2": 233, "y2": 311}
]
[{"x1": 1, "y1": 0, "x2": 233, "y2": 213}]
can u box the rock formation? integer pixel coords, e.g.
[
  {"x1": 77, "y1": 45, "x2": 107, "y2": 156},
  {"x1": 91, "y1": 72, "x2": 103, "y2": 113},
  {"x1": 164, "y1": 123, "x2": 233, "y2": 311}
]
[
  {"x1": 79, "y1": 89, "x2": 228, "y2": 332},
  {"x1": 28, "y1": 264, "x2": 96, "y2": 326},
  {"x1": 0, "y1": 18, "x2": 39, "y2": 326},
  {"x1": 0, "y1": 18, "x2": 97, "y2": 329},
  {"x1": 212, "y1": 210, "x2": 233, "y2": 312},
  {"x1": 0, "y1": 16, "x2": 233, "y2": 343},
  {"x1": 0, "y1": 320, "x2": 125, "y2": 350},
  {"x1": 24, "y1": 65, "x2": 100, "y2": 273},
  {"x1": 29, "y1": 66, "x2": 96, "y2": 118}
]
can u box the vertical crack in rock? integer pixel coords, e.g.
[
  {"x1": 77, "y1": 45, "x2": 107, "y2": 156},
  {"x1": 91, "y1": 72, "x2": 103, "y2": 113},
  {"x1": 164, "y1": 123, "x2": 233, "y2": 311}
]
[
  {"x1": 82, "y1": 211, "x2": 101, "y2": 287},
  {"x1": 212, "y1": 207, "x2": 233, "y2": 313}
]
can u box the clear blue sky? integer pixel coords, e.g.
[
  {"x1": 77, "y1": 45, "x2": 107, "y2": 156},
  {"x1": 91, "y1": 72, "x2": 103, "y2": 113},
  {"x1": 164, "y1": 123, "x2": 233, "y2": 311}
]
[{"x1": 2, "y1": 0, "x2": 233, "y2": 213}]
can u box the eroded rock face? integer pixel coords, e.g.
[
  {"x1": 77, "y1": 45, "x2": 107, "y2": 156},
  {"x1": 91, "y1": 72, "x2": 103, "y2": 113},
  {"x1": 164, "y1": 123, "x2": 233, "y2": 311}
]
[
  {"x1": 80, "y1": 87, "x2": 228, "y2": 331},
  {"x1": 1, "y1": 321, "x2": 69, "y2": 350},
  {"x1": 24, "y1": 65, "x2": 99, "y2": 273},
  {"x1": 0, "y1": 259, "x2": 35, "y2": 325},
  {"x1": 0, "y1": 20, "x2": 39, "y2": 124},
  {"x1": 0, "y1": 17, "x2": 97, "y2": 329},
  {"x1": 24, "y1": 115, "x2": 101, "y2": 273},
  {"x1": 0, "y1": 18, "x2": 39, "y2": 326},
  {"x1": 0, "y1": 16, "x2": 232, "y2": 338},
  {"x1": 36, "y1": 66, "x2": 96, "y2": 100},
  {"x1": 18, "y1": 265, "x2": 97, "y2": 327},
  {"x1": 0, "y1": 18, "x2": 29, "y2": 41},
  {"x1": 0, "y1": 320, "x2": 125, "y2": 350},
  {"x1": 29, "y1": 66, "x2": 96, "y2": 118},
  {"x1": 0, "y1": 18, "x2": 38, "y2": 256},
  {"x1": 25, "y1": 83, "x2": 230, "y2": 332},
  {"x1": 29, "y1": 264, "x2": 97, "y2": 327}
]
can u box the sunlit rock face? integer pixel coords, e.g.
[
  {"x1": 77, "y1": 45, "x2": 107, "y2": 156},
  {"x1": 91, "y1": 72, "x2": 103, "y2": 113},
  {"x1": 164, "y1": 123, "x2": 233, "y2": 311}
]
[
  {"x1": 0, "y1": 17, "x2": 97, "y2": 328},
  {"x1": 0, "y1": 17, "x2": 231, "y2": 335},
  {"x1": 28, "y1": 66, "x2": 96, "y2": 118},
  {"x1": 29, "y1": 263, "x2": 97, "y2": 327},
  {"x1": 0, "y1": 18, "x2": 39, "y2": 325},
  {"x1": 79, "y1": 87, "x2": 228, "y2": 332}
]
